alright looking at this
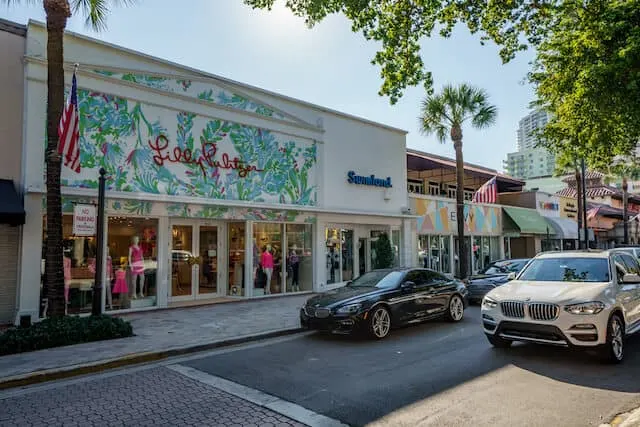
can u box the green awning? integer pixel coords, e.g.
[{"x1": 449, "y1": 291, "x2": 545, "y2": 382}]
[{"x1": 502, "y1": 206, "x2": 555, "y2": 236}]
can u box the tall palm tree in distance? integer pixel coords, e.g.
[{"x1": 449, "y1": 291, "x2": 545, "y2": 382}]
[
  {"x1": 2, "y1": 0, "x2": 133, "y2": 317},
  {"x1": 419, "y1": 84, "x2": 497, "y2": 279}
]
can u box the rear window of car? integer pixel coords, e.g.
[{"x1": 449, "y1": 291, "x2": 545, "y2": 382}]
[{"x1": 518, "y1": 257, "x2": 610, "y2": 282}]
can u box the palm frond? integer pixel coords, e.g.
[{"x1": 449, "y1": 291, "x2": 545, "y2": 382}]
[
  {"x1": 71, "y1": 0, "x2": 136, "y2": 31},
  {"x1": 419, "y1": 95, "x2": 451, "y2": 144}
]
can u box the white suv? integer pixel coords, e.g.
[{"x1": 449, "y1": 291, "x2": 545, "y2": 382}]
[{"x1": 481, "y1": 250, "x2": 640, "y2": 363}]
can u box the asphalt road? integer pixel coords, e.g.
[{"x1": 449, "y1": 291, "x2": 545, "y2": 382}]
[{"x1": 185, "y1": 306, "x2": 640, "y2": 427}]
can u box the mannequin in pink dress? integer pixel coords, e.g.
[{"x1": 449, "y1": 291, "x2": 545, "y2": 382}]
[
  {"x1": 129, "y1": 236, "x2": 145, "y2": 299},
  {"x1": 261, "y1": 245, "x2": 274, "y2": 295}
]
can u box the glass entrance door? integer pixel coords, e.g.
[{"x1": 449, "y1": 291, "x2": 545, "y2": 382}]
[{"x1": 170, "y1": 222, "x2": 222, "y2": 301}]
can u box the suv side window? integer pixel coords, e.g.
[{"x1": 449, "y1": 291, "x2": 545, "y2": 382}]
[
  {"x1": 613, "y1": 254, "x2": 629, "y2": 282},
  {"x1": 620, "y1": 253, "x2": 640, "y2": 275}
]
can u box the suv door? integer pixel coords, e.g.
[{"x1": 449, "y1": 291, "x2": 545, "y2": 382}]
[{"x1": 617, "y1": 253, "x2": 640, "y2": 329}]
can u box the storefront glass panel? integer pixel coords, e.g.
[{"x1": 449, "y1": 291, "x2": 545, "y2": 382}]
[
  {"x1": 418, "y1": 235, "x2": 429, "y2": 268},
  {"x1": 108, "y1": 217, "x2": 158, "y2": 310},
  {"x1": 198, "y1": 226, "x2": 219, "y2": 295},
  {"x1": 490, "y1": 236, "x2": 501, "y2": 261},
  {"x1": 228, "y1": 222, "x2": 246, "y2": 297},
  {"x1": 439, "y1": 236, "x2": 451, "y2": 274},
  {"x1": 254, "y1": 223, "x2": 284, "y2": 295},
  {"x1": 285, "y1": 224, "x2": 313, "y2": 292},
  {"x1": 341, "y1": 230, "x2": 354, "y2": 282},
  {"x1": 391, "y1": 229, "x2": 401, "y2": 267},
  {"x1": 326, "y1": 228, "x2": 341, "y2": 284}
]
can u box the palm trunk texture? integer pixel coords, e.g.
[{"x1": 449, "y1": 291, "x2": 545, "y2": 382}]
[
  {"x1": 44, "y1": 0, "x2": 71, "y2": 317},
  {"x1": 575, "y1": 168, "x2": 583, "y2": 249},
  {"x1": 453, "y1": 138, "x2": 467, "y2": 279}
]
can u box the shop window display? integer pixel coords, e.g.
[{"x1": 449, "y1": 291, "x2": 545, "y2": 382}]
[
  {"x1": 285, "y1": 224, "x2": 313, "y2": 292},
  {"x1": 391, "y1": 229, "x2": 401, "y2": 267},
  {"x1": 325, "y1": 228, "x2": 342, "y2": 284},
  {"x1": 341, "y1": 230, "x2": 354, "y2": 282},
  {"x1": 107, "y1": 217, "x2": 158, "y2": 310},
  {"x1": 43, "y1": 215, "x2": 98, "y2": 314},
  {"x1": 253, "y1": 223, "x2": 284, "y2": 295},
  {"x1": 228, "y1": 222, "x2": 246, "y2": 297}
]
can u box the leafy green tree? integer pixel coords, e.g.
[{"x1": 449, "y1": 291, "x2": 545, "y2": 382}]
[
  {"x1": 419, "y1": 84, "x2": 496, "y2": 279},
  {"x1": 2, "y1": 0, "x2": 133, "y2": 317},
  {"x1": 373, "y1": 233, "x2": 394, "y2": 269},
  {"x1": 531, "y1": 0, "x2": 640, "y2": 169},
  {"x1": 244, "y1": 0, "x2": 557, "y2": 104}
]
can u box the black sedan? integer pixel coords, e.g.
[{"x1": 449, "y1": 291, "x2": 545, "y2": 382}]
[
  {"x1": 466, "y1": 258, "x2": 530, "y2": 304},
  {"x1": 300, "y1": 268, "x2": 468, "y2": 339}
]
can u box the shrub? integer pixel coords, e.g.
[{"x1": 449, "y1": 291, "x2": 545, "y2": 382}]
[
  {"x1": 373, "y1": 232, "x2": 395, "y2": 269},
  {"x1": 0, "y1": 315, "x2": 133, "y2": 356}
]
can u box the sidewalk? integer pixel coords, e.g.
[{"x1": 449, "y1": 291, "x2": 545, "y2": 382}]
[
  {"x1": 0, "y1": 294, "x2": 309, "y2": 388},
  {"x1": 602, "y1": 406, "x2": 640, "y2": 427}
]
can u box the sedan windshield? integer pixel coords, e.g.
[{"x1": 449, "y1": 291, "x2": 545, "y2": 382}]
[
  {"x1": 517, "y1": 257, "x2": 610, "y2": 282},
  {"x1": 348, "y1": 270, "x2": 404, "y2": 288},
  {"x1": 480, "y1": 260, "x2": 527, "y2": 275}
]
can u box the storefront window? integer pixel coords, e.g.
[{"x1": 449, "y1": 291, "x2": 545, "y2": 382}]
[
  {"x1": 439, "y1": 236, "x2": 451, "y2": 274},
  {"x1": 326, "y1": 228, "x2": 341, "y2": 284},
  {"x1": 228, "y1": 222, "x2": 245, "y2": 297},
  {"x1": 391, "y1": 229, "x2": 401, "y2": 267},
  {"x1": 254, "y1": 223, "x2": 284, "y2": 295},
  {"x1": 418, "y1": 235, "x2": 429, "y2": 268},
  {"x1": 490, "y1": 236, "x2": 501, "y2": 261},
  {"x1": 504, "y1": 237, "x2": 511, "y2": 259},
  {"x1": 285, "y1": 224, "x2": 313, "y2": 292},
  {"x1": 46, "y1": 215, "x2": 98, "y2": 314},
  {"x1": 107, "y1": 217, "x2": 158, "y2": 310},
  {"x1": 341, "y1": 230, "x2": 354, "y2": 281}
]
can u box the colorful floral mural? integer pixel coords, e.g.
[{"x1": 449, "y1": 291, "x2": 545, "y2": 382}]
[
  {"x1": 91, "y1": 70, "x2": 294, "y2": 122},
  {"x1": 58, "y1": 89, "x2": 318, "y2": 206},
  {"x1": 414, "y1": 198, "x2": 501, "y2": 235}
]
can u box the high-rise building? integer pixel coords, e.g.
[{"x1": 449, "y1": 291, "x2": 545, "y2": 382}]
[
  {"x1": 516, "y1": 109, "x2": 550, "y2": 151},
  {"x1": 504, "y1": 109, "x2": 555, "y2": 180}
]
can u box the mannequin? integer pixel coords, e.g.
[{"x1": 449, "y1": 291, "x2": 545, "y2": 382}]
[
  {"x1": 288, "y1": 245, "x2": 300, "y2": 292},
  {"x1": 129, "y1": 236, "x2": 145, "y2": 298},
  {"x1": 113, "y1": 262, "x2": 129, "y2": 304},
  {"x1": 261, "y1": 244, "x2": 274, "y2": 295}
]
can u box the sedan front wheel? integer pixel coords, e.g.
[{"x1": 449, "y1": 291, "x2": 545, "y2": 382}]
[
  {"x1": 368, "y1": 306, "x2": 391, "y2": 339},
  {"x1": 445, "y1": 295, "x2": 465, "y2": 322}
]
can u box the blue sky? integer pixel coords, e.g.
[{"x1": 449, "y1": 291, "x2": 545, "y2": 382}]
[{"x1": 1, "y1": 0, "x2": 536, "y2": 172}]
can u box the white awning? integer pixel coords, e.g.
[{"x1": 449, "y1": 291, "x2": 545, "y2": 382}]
[{"x1": 544, "y1": 217, "x2": 579, "y2": 240}]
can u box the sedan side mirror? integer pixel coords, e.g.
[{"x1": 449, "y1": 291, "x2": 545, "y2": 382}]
[
  {"x1": 621, "y1": 273, "x2": 640, "y2": 284},
  {"x1": 507, "y1": 272, "x2": 516, "y2": 281},
  {"x1": 401, "y1": 281, "x2": 416, "y2": 291}
]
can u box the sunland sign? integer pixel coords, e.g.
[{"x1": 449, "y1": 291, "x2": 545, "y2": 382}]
[{"x1": 347, "y1": 171, "x2": 392, "y2": 188}]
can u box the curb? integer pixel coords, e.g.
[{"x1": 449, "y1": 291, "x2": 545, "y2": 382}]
[{"x1": 0, "y1": 327, "x2": 304, "y2": 391}]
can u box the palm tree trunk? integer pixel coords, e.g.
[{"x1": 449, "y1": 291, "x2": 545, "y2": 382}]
[
  {"x1": 575, "y1": 167, "x2": 583, "y2": 249},
  {"x1": 623, "y1": 177, "x2": 629, "y2": 244},
  {"x1": 44, "y1": 0, "x2": 71, "y2": 317},
  {"x1": 453, "y1": 138, "x2": 468, "y2": 279}
]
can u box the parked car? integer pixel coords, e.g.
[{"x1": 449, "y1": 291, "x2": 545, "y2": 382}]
[
  {"x1": 481, "y1": 249, "x2": 640, "y2": 363},
  {"x1": 300, "y1": 268, "x2": 468, "y2": 339},
  {"x1": 612, "y1": 245, "x2": 640, "y2": 260},
  {"x1": 466, "y1": 259, "x2": 530, "y2": 304}
]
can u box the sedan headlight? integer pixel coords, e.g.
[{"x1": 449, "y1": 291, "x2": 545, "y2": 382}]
[
  {"x1": 482, "y1": 296, "x2": 498, "y2": 310},
  {"x1": 564, "y1": 302, "x2": 605, "y2": 315},
  {"x1": 335, "y1": 303, "x2": 362, "y2": 314}
]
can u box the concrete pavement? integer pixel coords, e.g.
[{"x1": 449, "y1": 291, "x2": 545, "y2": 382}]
[{"x1": 0, "y1": 294, "x2": 309, "y2": 388}]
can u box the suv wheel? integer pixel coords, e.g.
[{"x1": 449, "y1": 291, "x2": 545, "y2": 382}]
[
  {"x1": 601, "y1": 314, "x2": 625, "y2": 364},
  {"x1": 486, "y1": 333, "x2": 512, "y2": 348}
]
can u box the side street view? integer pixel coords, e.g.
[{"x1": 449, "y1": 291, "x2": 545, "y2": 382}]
[{"x1": 1, "y1": 1, "x2": 640, "y2": 426}]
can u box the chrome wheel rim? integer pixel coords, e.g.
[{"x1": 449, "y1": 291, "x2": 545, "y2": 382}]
[
  {"x1": 372, "y1": 308, "x2": 391, "y2": 338},
  {"x1": 611, "y1": 318, "x2": 624, "y2": 360},
  {"x1": 450, "y1": 296, "x2": 464, "y2": 321}
]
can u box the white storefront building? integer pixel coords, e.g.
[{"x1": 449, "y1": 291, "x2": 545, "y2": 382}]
[{"x1": 15, "y1": 21, "x2": 415, "y2": 323}]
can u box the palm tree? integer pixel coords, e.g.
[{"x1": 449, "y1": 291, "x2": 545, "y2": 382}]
[
  {"x1": 3, "y1": 0, "x2": 132, "y2": 317},
  {"x1": 606, "y1": 156, "x2": 640, "y2": 245},
  {"x1": 419, "y1": 84, "x2": 497, "y2": 279}
]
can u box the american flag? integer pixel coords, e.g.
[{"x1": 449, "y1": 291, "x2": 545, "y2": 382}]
[
  {"x1": 57, "y1": 68, "x2": 81, "y2": 173},
  {"x1": 472, "y1": 176, "x2": 498, "y2": 204}
]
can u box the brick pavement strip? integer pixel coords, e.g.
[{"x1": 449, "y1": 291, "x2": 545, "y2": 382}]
[{"x1": 0, "y1": 366, "x2": 307, "y2": 427}]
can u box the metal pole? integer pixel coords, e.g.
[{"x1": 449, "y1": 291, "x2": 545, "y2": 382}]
[
  {"x1": 92, "y1": 168, "x2": 106, "y2": 316},
  {"x1": 581, "y1": 158, "x2": 589, "y2": 249}
]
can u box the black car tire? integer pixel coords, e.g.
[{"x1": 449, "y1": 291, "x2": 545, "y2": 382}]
[
  {"x1": 367, "y1": 306, "x2": 392, "y2": 339},
  {"x1": 600, "y1": 314, "x2": 625, "y2": 364},
  {"x1": 444, "y1": 294, "x2": 465, "y2": 322},
  {"x1": 486, "y1": 333, "x2": 512, "y2": 348}
]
